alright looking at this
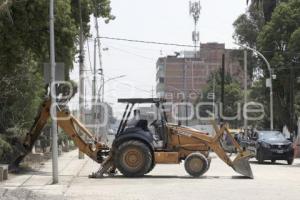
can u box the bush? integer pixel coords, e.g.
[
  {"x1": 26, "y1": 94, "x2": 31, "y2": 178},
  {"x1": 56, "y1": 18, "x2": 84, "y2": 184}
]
[
  {"x1": 0, "y1": 127, "x2": 27, "y2": 164},
  {"x1": 0, "y1": 136, "x2": 13, "y2": 163}
]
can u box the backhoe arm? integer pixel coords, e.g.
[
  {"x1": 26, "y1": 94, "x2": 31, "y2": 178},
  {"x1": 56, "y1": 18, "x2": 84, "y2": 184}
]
[
  {"x1": 10, "y1": 98, "x2": 109, "y2": 168},
  {"x1": 11, "y1": 100, "x2": 51, "y2": 167}
]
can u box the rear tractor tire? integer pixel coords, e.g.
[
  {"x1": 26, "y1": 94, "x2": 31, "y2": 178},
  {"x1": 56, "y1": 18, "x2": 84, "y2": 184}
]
[
  {"x1": 114, "y1": 140, "x2": 152, "y2": 177},
  {"x1": 184, "y1": 153, "x2": 209, "y2": 177}
]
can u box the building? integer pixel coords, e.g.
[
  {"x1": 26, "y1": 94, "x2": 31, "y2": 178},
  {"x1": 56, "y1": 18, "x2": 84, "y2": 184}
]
[{"x1": 156, "y1": 43, "x2": 243, "y2": 103}]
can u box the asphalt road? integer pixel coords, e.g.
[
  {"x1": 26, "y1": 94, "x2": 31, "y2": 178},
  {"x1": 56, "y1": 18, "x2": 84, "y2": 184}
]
[{"x1": 1, "y1": 150, "x2": 300, "y2": 200}]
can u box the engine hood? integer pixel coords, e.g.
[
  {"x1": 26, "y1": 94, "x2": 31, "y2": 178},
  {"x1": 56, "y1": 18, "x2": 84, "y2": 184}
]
[{"x1": 260, "y1": 138, "x2": 291, "y2": 145}]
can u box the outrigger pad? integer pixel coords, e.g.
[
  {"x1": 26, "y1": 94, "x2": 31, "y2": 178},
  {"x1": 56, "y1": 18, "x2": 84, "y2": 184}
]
[{"x1": 232, "y1": 153, "x2": 253, "y2": 179}]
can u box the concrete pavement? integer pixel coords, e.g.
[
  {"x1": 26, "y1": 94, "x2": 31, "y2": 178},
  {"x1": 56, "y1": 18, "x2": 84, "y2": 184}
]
[{"x1": 1, "y1": 149, "x2": 300, "y2": 200}]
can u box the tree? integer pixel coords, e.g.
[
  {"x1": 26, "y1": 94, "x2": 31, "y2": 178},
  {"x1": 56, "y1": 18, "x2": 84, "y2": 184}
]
[
  {"x1": 0, "y1": 0, "x2": 113, "y2": 162},
  {"x1": 246, "y1": 0, "x2": 285, "y2": 22},
  {"x1": 198, "y1": 71, "x2": 243, "y2": 128},
  {"x1": 233, "y1": 5, "x2": 264, "y2": 82},
  {"x1": 234, "y1": 0, "x2": 300, "y2": 130},
  {"x1": 233, "y1": 5, "x2": 264, "y2": 48},
  {"x1": 257, "y1": 0, "x2": 300, "y2": 129}
]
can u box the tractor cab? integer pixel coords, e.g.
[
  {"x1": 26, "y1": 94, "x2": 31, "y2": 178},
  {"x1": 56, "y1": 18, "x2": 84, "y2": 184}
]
[{"x1": 114, "y1": 98, "x2": 168, "y2": 149}]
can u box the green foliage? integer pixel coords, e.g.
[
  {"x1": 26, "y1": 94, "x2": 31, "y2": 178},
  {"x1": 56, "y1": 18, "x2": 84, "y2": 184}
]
[
  {"x1": 233, "y1": 7, "x2": 264, "y2": 81},
  {"x1": 234, "y1": 0, "x2": 300, "y2": 130},
  {"x1": 58, "y1": 130, "x2": 71, "y2": 145},
  {"x1": 0, "y1": 136, "x2": 13, "y2": 162},
  {"x1": 246, "y1": 0, "x2": 287, "y2": 22},
  {"x1": 199, "y1": 71, "x2": 243, "y2": 128},
  {"x1": 233, "y1": 6, "x2": 264, "y2": 48},
  {"x1": 289, "y1": 27, "x2": 300, "y2": 52},
  {"x1": 0, "y1": 127, "x2": 26, "y2": 163},
  {"x1": 257, "y1": 0, "x2": 300, "y2": 129},
  {"x1": 0, "y1": 0, "x2": 113, "y2": 162},
  {"x1": 258, "y1": 0, "x2": 300, "y2": 63},
  {"x1": 248, "y1": 80, "x2": 270, "y2": 128},
  {"x1": 295, "y1": 92, "x2": 300, "y2": 117}
]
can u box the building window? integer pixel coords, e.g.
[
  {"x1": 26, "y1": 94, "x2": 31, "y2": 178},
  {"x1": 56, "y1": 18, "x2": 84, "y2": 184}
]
[{"x1": 159, "y1": 77, "x2": 165, "y2": 83}]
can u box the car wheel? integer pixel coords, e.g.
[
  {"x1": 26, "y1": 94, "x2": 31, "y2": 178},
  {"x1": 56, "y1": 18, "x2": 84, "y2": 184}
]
[
  {"x1": 184, "y1": 153, "x2": 208, "y2": 177},
  {"x1": 257, "y1": 149, "x2": 264, "y2": 164},
  {"x1": 287, "y1": 158, "x2": 294, "y2": 165},
  {"x1": 114, "y1": 140, "x2": 152, "y2": 177}
]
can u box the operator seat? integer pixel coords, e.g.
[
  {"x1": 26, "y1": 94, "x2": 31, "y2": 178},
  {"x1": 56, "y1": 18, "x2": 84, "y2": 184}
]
[{"x1": 135, "y1": 119, "x2": 149, "y2": 132}]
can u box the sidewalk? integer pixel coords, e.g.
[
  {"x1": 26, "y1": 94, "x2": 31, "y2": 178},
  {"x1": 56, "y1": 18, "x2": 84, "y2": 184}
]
[{"x1": 0, "y1": 150, "x2": 95, "y2": 200}]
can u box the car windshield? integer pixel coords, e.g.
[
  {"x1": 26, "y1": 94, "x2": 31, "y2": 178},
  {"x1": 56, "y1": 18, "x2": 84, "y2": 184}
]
[{"x1": 258, "y1": 131, "x2": 285, "y2": 140}]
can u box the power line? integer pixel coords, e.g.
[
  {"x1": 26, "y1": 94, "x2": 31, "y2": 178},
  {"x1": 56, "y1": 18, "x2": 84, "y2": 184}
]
[
  {"x1": 114, "y1": 80, "x2": 153, "y2": 94},
  {"x1": 106, "y1": 44, "x2": 155, "y2": 61},
  {"x1": 98, "y1": 36, "x2": 195, "y2": 48}
]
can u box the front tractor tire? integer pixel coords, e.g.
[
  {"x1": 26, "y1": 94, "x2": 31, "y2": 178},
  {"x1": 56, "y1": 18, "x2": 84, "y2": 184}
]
[
  {"x1": 184, "y1": 153, "x2": 209, "y2": 177},
  {"x1": 114, "y1": 140, "x2": 152, "y2": 177}
]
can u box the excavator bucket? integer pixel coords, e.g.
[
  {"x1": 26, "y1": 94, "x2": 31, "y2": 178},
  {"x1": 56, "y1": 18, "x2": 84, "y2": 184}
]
[{"x1": 232, "y1": 152, "x2": 253, "y2": 179}]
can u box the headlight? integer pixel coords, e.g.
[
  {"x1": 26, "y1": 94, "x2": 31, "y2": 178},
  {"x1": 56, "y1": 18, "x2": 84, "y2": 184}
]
[{"x1": 261, "y1": 142, "x2": 271, "y2": 148}]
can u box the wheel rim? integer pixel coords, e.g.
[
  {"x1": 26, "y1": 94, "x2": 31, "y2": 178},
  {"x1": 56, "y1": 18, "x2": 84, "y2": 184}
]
[
  {"x1": 123, "y1": 148, "x2": 143, "y2": 169},
  {"x1": 188, "y1": 157, "x2": 203, "y2": 172}
]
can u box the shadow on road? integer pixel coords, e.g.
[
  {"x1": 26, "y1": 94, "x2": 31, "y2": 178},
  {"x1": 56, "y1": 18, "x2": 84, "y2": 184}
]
[
  {"x1": 288, "y1": 163, "x2": 300, "y2": 167},
  {"x1": 249, "y1": 160, "x2": 300, "y2": 167},
  {"x1": 249, "y1": 160, "x2": 287, "y2": 165},
  {"x1": 89, "y1": 175, "x2": 252, "y2": 180},
  {"x1": 10, "y1": 166, "x2": 52, "y2": 176}
]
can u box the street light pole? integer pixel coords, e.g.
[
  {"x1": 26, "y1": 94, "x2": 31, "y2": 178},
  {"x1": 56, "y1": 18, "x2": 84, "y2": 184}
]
[
  {"x1": 244, "y1": 50, "x2": 248, "y2": 129},
  {"x1": 95, "y1": 75, "x2": 125, "y2": 142},
  {"x1": 93, "y1": 38, "x2": 97, "y2": 135},
  {"x1": 235, "y1": 43, "x2": 273, "y2": 130},
  {"x1": 49, "y1": 0, "x2": 58, "y2": 184},
  {"x1": 183, "y1": 59, "x2": 188, "y2": 126},
  {"x1": 78, "y1": 0, "x2": 85, "y2": 159}
]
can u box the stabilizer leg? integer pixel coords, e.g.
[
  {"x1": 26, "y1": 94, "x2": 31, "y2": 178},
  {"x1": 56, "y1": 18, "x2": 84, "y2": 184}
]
[{"x1": 89, "y1": 155, "x2": 116, "y2": 178}]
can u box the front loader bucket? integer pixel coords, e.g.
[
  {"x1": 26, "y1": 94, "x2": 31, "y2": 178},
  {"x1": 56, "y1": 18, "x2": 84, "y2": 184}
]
[{"x1": 232, "y1": 152, "x2": 253, "y2": 179}]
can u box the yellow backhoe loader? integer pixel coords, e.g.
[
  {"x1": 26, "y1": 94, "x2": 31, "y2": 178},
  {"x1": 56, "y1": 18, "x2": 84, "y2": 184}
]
[{"x1": 9, "y1": 95, "x2": 253, "y2": 179}]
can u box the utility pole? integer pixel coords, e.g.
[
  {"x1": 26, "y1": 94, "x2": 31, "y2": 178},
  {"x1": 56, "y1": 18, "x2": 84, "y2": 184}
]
[
  {"x1": 183, "y1": 59, "x2": 188, "y2": 126},
  {"x1": 220, "y1": 54, "x2": 225, "y2": 123},
  {"x1": 93, "y1": 38, "x2": 97, "y2": 105},
  {"x1": 78, "y1": 0, "x2": 85, "y2": 159},
  {"x1": 94, "y1": 16, "x2": 105, "y2": 140},
  {"x1": 49, "y1": 0, "x2": 58, "y2": 184},
  {"x1": 93, "y1": 38, "x2": 97, "y2": 136},
  {"x1": 244, "y1": 50, "x2": 248, "y2": 129},
  {"x1": 212, "y1": 73, "x2": 216, "y2": 118},
  {"x1": 290, "y1": 63, "x2": 295, "y2": 132},
  {"x1": 94, "y1": 16, "x2": 104, "y2": 101}
]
